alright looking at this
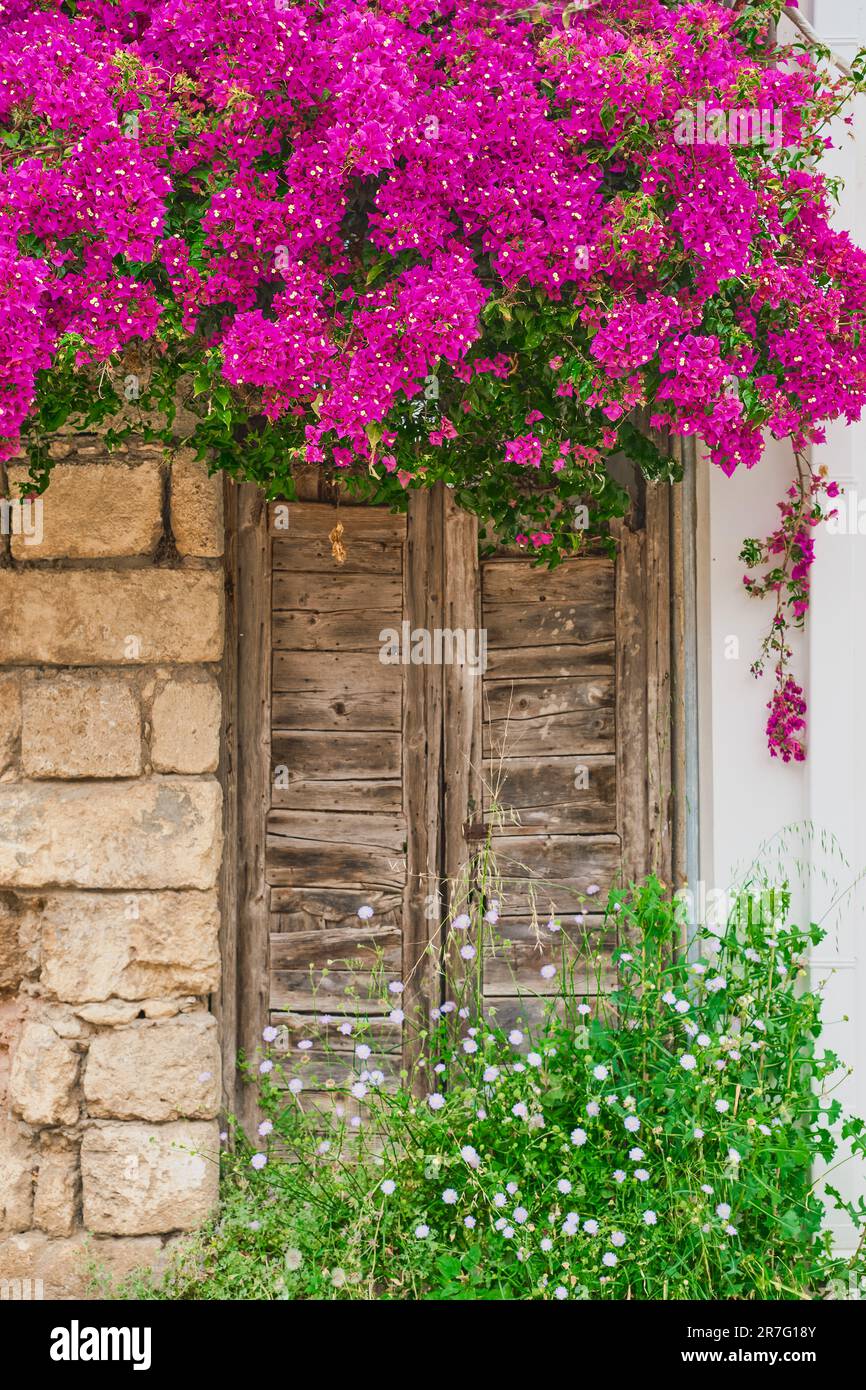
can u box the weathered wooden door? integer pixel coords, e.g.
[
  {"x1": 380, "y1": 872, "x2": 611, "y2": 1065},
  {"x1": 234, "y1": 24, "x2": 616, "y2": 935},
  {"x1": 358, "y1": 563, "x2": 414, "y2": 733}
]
[{"x1": 223, "y1": 479, "x2": 672, "y2": 1124}]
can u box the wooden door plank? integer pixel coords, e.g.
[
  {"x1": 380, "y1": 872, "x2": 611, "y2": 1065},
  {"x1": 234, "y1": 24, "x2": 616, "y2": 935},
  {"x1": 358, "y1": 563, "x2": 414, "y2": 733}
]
[
  {"x1": 484, "y1": 640, "x2": 615, "y2": 679},
  {"x1": 489, "y1": 833, "x2": 621, "y2": 913},
  {"x1": 483, "y1": 671, "x2": 614, "y2": 720},
  {"x1": 270, "y1": 925, "x2": 402, "y2": 971},
  {"x1": 483, "y1": 708, "x2": 615, "y2": 759},
  {"x1": 273, "y1": 570, "x2": 402, "y2": 612},
  {"x1": 272, "y1": 688, "x2": 401, "y2": 732},
  {"x1": 482, "y1": 556, "x2": 614, "y2": 605},
  {"x1": 484, "y1": 600, "x2": 615, "y2": 648},
  {"x1": 231, "y1": 481, "x2": 273, "y2": 1138},
  {"x1": 272, "y1": 609, "x2": 400, "y2": 651},
  {"x1": 272, "y1": 649, "x2": 399, "y2": 693},
  {"x1": 217, "y1": 476, "x2": 239, "y2": 1120},
  {"x1": 484, "y1": 754, "x2": 617, "y2": 834},
  {"x1": 402, "y1": 486, "x2": 445, "y2": 1077},
  {"x1": 265, "y1": 839, "x2": 406, "y2": 889},
  {"x1": 273, "y1": 537, "x2": 403, "y2": 575},
  {"x1": 442, "y1": 491, "x2": 484, "y2": 1002},
  {"x1": 268, "y1": 884, "x2": 403, "y2": 924},
  {"x1": 271, "y1": 777, "x2": 403, "y2": 813},
  {"x1": 270, "y1": 501, "x2": 407, "y2": 541},
  {"x1": 271, "y1": 730, "x2": 401, "y2": 779}
]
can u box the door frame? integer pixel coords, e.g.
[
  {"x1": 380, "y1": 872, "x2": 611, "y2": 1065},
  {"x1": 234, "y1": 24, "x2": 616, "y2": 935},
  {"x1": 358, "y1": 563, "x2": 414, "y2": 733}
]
[{"x1": 218, "y1": 468, "x2": 693, "y2": 1129}]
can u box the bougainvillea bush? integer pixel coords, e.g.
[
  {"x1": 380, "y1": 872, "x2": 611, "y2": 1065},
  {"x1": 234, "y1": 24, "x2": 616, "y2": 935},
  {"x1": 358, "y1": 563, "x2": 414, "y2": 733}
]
[
  {"x1": 2, "y1": 0, "x2": 865, "y2": 751},
  {"x1": 123, "y1": 879, "x2": 866, "y2": 1302}
]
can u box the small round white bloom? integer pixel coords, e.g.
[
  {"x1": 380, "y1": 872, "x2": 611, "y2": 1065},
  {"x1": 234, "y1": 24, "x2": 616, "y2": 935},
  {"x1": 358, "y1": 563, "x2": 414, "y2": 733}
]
[
  {"x1": 414, "y1": 1224, "x2": 429, "y2": 1239},
  {"x1": 381, "y1": 1179, "x2": 396, "y2": 1195},
  {"x1": 460, "y1": 944, "x2": 476, "y2": 960},
  {"x1": 527, "y1": 1052, "x2": 542, "y2": 1067},
  {"x1": 624, "y1": 1115, "x2": 640, "y2": 1133},
  {"x1": 389, "y1": 981, "x2": 404, "y2": 995},
  {"x1": 357, "y1": 904, "x2": 374, "y2": 920},
  {"x1": 634, "y1": 1168, "x2": 650, "y2": 1182},
  {"x1": 427, "y1": 1092, "x2": 445, "y2": 1110},
  {"x1": 512, "y1": 1101, "x2": 528, "y2": 1120},
  {"x1": 464, "y1": 1215, "x2": 476, "y2": 1228},
  {"x1": 571, "y1": 1127, "x2": 587, "y2": 1147},
  {"x1": 694, "y1": 1126, "x2": 704, "y2": 1139},
  {"x1": 583, "y1": 1219, "x2": 599, "y2": 1235},
  {"x1": 389, "y1": 1008, "x2": 404, "y2": 1025},
  {"x1": 442, "y1": 1188, "x2": 458, "y2": 1205},
  {"x1": 452, "y1": 913, "x2": 471, "y2": 931},
  {"x1": 508, "y1": 1029, "x2": 524, "y2": 1045},
  {"x1": 288, "y1": 1077, "x2": 303, "y2": 1095},
  {"x1": 350, "y1": 1082, "x2": 367, "y2": 1100},
  {"x1": 540, "y1": 963, "x2": 557, "y2": 979},
  {"x1": 613, "y1": 1169, "x2": 626, "y2": 1183},
  {"x1": 602, "y1": 1251, "x2": 617, "y2": 1267},
  {"x1": 586, "y1": 1101, "x2": 600, "y2": 1118},
  {"x1": 461, "y1": 1145, "x2": 480, "y2": 1168},
  {"x1": 716, "y1": 1202, "x2": 732, "y2": 1220},
  {"x1": 541, "y1": 1237, "x2": 553, "y2": 1252},
  {"x1": 680, "y1": 1053, "x2": 697, "y2": 1071},
  {"x1": 462, "y1": 1038, "x2": 478, "y2": 1054},
  {"x1": 628, "y1": 1147, "x2": 644, "y2": 1162},
  {"x1": 513, "y1": 1206, "x2": 528, "y2": 1224},
  {"x1": 592, "y1": 1064, "x2": 609, "y2": 1081},
  {"x1": 554, "y1": 1285, "x2": 568, "y2": 1300},
  {"x1": 493, "y1": 1192, "x2": 507, "y2": 1208},
  {"x1": 715, "y1": 1099, "x2": 730, "y2": 1113},
  {"x1": 557, "y1": 1178, "x2": 572, "y2": 1194},
  {"x1": 675, "y1": 999, "x2": 690, "y2": 1014},
  {"x1": 643, "y1": 1210, "x2": 657, "y2": 1225},
  {"x1": 611, "y1": 1231, "x2": 626, "y2": 1248}
]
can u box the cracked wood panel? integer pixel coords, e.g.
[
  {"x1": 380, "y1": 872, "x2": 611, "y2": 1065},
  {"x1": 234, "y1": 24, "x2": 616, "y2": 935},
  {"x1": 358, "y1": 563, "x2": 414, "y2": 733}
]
[
  {"x1": 267, "y1": 502, "x2": 409, "y2": 1053},
  {"x1": 478, "y1": 550, "x2": 621, "y2": 1017}
]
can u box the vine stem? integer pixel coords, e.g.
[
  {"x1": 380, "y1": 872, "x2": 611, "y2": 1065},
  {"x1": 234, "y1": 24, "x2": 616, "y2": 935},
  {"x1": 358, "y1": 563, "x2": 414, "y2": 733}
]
[{"x1": 781, "y1": 5, "x2": 854, "y2": 81}]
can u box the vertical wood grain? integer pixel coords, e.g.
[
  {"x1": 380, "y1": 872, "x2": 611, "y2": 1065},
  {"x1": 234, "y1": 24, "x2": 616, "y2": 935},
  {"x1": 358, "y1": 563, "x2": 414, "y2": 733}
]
[
  {"x1": 442, "y1": 491, "x2": 484, "y2": 1002},
  {"x1": 403, "y1": 487, "x2": 445, "y2": 1080},
  {"x1": 233, "y1": 482, "x2": 272, "y2": 1137}
]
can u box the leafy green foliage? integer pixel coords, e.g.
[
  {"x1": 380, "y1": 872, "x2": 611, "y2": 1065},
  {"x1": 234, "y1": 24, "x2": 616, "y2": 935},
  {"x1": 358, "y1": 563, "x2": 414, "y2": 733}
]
[{"x1": 121, "y1": 876, "x2": 866, "y2": 1302}]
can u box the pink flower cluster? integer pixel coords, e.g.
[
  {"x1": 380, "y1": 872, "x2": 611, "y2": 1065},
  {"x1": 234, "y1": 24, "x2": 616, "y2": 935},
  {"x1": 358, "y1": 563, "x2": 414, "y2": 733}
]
[
  {"x1": 766, "y1": 675, "x2": 807, "y2": 764},
  {"x1": 0, "y1": 0, "x2": 864, "y2": 477}
]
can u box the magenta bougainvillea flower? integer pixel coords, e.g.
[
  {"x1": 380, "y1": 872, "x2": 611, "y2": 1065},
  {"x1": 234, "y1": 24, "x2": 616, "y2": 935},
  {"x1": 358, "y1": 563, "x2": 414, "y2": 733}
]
[{"x1": 1, "y1": 0, "x2": 865, "y2": 758}]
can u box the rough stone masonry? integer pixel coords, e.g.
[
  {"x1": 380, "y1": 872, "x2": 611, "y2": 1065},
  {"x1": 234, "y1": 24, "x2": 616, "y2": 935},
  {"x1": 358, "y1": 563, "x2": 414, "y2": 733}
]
[{"x1": 0, "y1": 438, "x2": 225, "y2": 1297}]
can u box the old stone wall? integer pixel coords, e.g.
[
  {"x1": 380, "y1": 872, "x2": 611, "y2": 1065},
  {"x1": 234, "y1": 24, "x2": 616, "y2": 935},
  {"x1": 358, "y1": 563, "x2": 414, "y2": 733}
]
[{"x1": 0, "y1": 439, "x2": 225, "y2": 1297}]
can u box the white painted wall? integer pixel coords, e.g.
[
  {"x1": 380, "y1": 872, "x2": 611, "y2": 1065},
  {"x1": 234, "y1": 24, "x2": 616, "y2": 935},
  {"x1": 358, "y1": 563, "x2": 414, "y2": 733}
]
[{"x1": 698, "y1": 0, "x2": 866, "y2": 1252}]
